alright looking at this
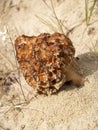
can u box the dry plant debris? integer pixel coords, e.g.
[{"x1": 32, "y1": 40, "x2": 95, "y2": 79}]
[
  {"x1": 0, "y1": 71, "x2": 19, "y2": 97},
  {"x1": 15, "y1": 32, "x2": 84, "y2": 95}
]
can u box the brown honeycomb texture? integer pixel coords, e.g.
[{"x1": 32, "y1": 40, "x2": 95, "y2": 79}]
[{"x1": 15, "y1": 32, "x2": 76, "y2": 94}]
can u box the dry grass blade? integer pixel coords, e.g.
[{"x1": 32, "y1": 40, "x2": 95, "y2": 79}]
[
  {"x1": 50, "y1": 0, "x2": 64, "y2": 34},
  {"x1": 42, "y1": 0, "x2": 51, "y2": 9},
  {"x1": 39, "y1": 0, "x2": 65, "y2": 34},
  {"x1": 6, "y1": 27, "x2": 27, "y2": 102},
  {"x1": 35, "y1": 15, "x2": 59, "y2": 32}
]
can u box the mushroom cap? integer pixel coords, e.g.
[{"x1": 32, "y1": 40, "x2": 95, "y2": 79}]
[{"x1": 15, "y1": 32, "x2": 75, "y2": 94}]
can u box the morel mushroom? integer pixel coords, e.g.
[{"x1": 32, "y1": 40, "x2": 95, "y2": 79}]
[{"x1": 15, "y1": 32, "x2": 84, "y2": 95}]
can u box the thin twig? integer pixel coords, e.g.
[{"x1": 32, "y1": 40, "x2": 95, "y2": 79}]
[
  {"x1": 50, "y1": 0, "x2": 64, "y2": 34},
  {"x1": 66, "y1": 22, "x2": 83, "y2": 37},
  {"x1": 0, "y1": 52, "x2": 15, "y2": 69},
  {"x1": 35, "y1": 15, "x2": 58, "y2": 32},
  {"x1": 6, "y1": 27, "x2": 27, "y2": 102},
  {"x1": 41, "y1": 0, "x2": 65, "y2": 34}
]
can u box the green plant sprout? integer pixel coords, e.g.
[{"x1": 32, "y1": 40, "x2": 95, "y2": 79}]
[
  {"x1": 85, "y1": 0, "x2": 97, "y2": 25},
  {"x1": 93, "y1": 42, "x2": 98, "y2": 58}
]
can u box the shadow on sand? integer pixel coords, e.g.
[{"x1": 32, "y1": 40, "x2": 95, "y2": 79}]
[{"x1": 58, "y1": 52, "x2": 98, "y2": 93}]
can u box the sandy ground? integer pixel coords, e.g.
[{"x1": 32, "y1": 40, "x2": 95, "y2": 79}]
[{"x1": 0, "y1": 0, "x2": 98, "y2": 130}]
